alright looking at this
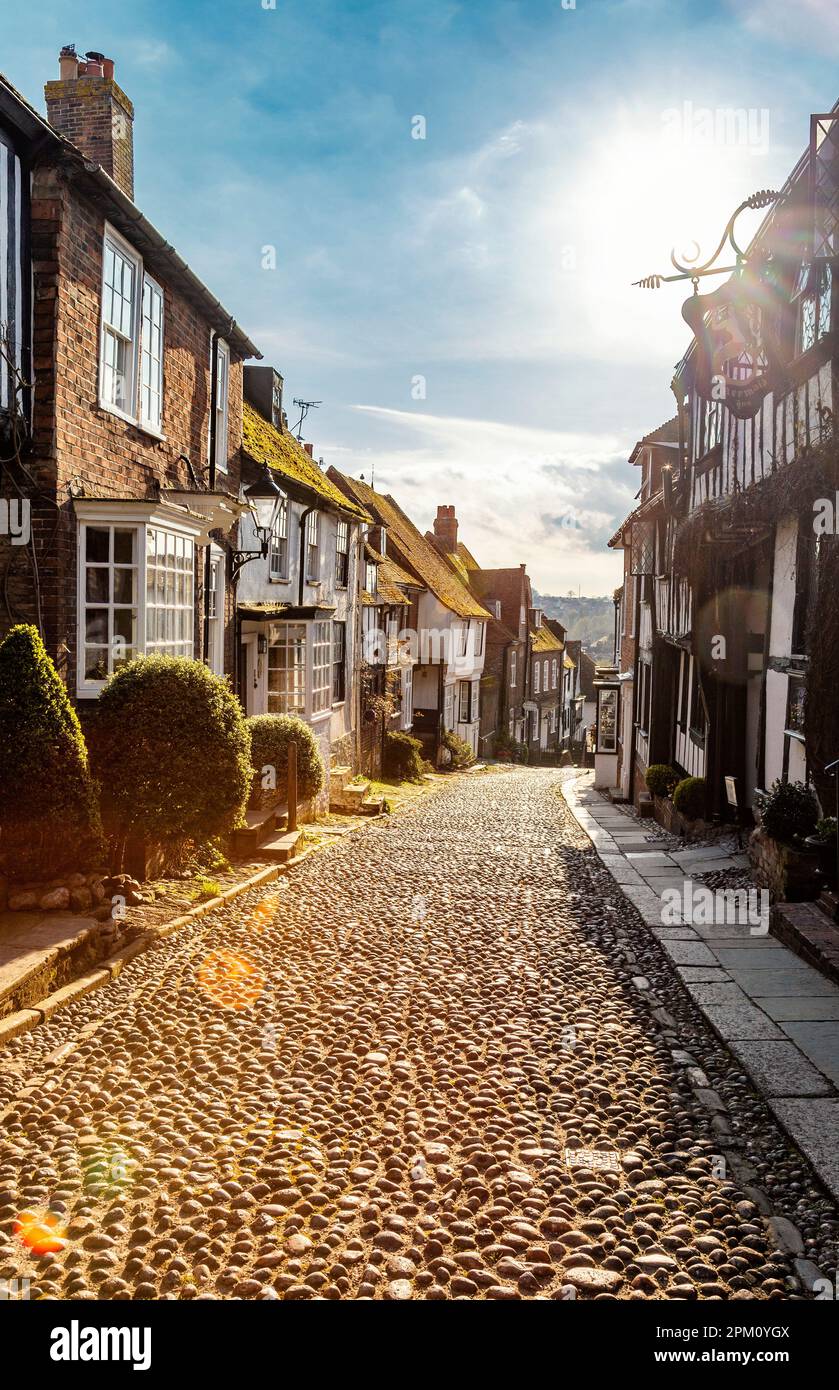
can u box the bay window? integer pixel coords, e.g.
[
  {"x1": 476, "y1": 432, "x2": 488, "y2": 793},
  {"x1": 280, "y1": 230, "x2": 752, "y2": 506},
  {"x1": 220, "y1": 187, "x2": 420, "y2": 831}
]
[
  {"x1": 312, "y1": 621, "x2": 331, "y2": 713},
  {"x1": 267, "y1": 624, "x2": 306, "y2": 715},
  {"x1": 100, "y1": 224, "x2": 165, "y2": 432},
  {"x1": 77, "y1": 504, "x2": 200, "y2": 698}
]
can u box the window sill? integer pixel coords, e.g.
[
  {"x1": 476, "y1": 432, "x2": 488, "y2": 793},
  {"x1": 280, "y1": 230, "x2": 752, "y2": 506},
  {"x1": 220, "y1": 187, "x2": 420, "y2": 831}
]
[
  {"x1": 96, "y1": 401, "x2": 167, "y2": 443},
  {"x1": 331, "y1": 700, "x2": 346, "y2": 710},
  {"x1": 268, "y1": 576, "x2": 290, "y2": 584},
  {"x1": 310, "y1": 708, "x2": 332, "y2": 723}
]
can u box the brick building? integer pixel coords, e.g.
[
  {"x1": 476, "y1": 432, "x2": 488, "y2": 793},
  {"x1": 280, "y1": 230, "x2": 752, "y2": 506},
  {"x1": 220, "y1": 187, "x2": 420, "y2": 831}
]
[{"x1": 0, "y1": 51, "x2": 259, "y2": 711}]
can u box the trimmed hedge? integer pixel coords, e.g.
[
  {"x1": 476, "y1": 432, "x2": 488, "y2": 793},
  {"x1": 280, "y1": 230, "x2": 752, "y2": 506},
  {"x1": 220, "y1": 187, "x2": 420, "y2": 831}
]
[
  {"x1": 384, "y1": 730, "x2": 425, "y2": 782},
  {"x1": 0, "y1": 624, "x2": 103, "y2": 880},
  {"x1": 645, "y1": 763, "x2": 680, "y2": 798},
  {"x1": 672, "y1": 776, "x2": 706, "y2": 821},
  {"x1": 91, "y1": 656, "x2": 251, "y2": 848},
  {"x1": 246, "y1": 714, "x2": 324, "y2": 806}
]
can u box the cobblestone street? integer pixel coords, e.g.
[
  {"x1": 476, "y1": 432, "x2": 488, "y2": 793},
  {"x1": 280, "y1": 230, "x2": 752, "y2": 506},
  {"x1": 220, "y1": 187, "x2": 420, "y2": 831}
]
[{"x1": 1, "y1": 768, "x2": 837, "y2": 1301}]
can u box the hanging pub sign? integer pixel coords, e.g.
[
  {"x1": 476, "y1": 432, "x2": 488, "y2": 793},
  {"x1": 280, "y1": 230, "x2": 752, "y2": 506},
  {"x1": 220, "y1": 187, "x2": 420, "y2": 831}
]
[
  {"x1": 633, "y1": 188, "x2": 786, "y2": 421},
  {"x1": 681, "y1": 261, "x2": 788, "y2": 420}
]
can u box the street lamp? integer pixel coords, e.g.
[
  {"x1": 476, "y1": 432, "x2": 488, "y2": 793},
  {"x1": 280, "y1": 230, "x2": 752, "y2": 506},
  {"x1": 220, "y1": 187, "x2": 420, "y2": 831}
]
[{"x1": 231, "y1": 464, "x2": 284, "y2": 581}]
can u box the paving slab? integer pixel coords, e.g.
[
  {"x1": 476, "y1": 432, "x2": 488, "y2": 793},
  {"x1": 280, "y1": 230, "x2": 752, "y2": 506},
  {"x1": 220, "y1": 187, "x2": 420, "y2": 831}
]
[
  {"x1": 714, "y1": 947, "x2": 791, "y2": 970},
  {"x1": 780, "y1": 1022, "x2": 839, "y2": 1088},
  {"x1": 769, "y1": 1099, "x2": 839, "y2": 1200},
  {"x1": 756, "y1": 995, "x2": 839, "y2": 1022},
  {"x1": 728, "y1": 1040, "x2": 834, "y2": 1097},
  {"x1": 724, "y1": 965, "x2": 839, "y2": 997},
  {"x1": 658, "y1": 939, "x2": 720, "y2": 967},
  {"x1": 677, "y1": 967, "x2": 733, "y2": 984},
  {"x1": 0, "y1": 912, "x2": 99, "y2": 1008}
]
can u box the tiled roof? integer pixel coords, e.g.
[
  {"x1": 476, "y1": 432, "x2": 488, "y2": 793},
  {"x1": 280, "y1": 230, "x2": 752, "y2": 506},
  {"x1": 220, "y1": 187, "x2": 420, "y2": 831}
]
[
  {"x1": 327, "y1": 469, "x2": 491, "y2": 621},
  {"x1": 243, "y1": 403, "x2": 371, "y2": 522},
  {"x1": 457, "y1": 541, "x2": 481, "y2": 571},
  {"x1": 531, "y1": 625, "x2": 564, "y2": 653}
]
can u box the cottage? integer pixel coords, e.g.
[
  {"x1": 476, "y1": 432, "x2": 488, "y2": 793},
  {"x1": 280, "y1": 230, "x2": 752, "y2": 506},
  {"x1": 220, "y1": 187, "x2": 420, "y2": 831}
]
[{"x1": 327, "y1": 473, "x2": 490, "y2": 761}]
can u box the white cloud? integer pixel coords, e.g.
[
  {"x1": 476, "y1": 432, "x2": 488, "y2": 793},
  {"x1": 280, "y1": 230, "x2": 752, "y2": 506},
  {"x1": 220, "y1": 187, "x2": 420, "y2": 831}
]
[
  {"x1": 329, "y1": 405, "x2": 630, "y2": 594},
  {"x1": 736, "y1": 0, "x2": 839, "y2": 51}
]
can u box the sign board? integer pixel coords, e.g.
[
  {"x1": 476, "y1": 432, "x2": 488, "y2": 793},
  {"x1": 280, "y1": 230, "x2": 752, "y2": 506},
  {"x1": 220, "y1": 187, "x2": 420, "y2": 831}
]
[
  {"x1": 681, "y1": 263, "x2": 787, "y2": 420},
  {"x1": 725, "y1": 775, "x2": 738, "y2": 809}
]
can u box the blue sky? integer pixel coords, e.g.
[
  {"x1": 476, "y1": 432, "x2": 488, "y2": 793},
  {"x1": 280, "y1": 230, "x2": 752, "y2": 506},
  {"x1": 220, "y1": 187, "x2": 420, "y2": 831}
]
[{"x1": 5, "y1": 0, "x2": 839, "y2": 592}]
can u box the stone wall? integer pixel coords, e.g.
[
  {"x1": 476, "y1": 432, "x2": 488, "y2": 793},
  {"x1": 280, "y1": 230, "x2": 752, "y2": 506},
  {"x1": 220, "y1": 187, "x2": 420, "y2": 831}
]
[{"x1": 748, "y1": 828, "x2": 820, "y2": 903}]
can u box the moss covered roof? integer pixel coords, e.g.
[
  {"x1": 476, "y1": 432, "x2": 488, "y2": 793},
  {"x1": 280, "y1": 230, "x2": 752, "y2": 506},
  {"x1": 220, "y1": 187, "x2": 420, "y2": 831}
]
[
  {"x1": 327, "y1": 469, "x2": 491, "y2": 621},
  {"x1": 530, "y1": 625, "x2": 564, "y2": 653},
  {"x1": 243, "y1": 402, "x2": 371, "y2": 522}
]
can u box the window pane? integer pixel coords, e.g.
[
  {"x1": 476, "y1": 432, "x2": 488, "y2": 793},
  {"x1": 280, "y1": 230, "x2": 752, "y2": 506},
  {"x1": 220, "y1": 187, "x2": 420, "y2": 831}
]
[
  {"x1": 113, "y1": 529, "x2": 135, "y2": 564},
  {"x1": 86, "y1": 527, "x2": 110, "y2": 563},
  {"x1": 86, "y1": 568, "x2": 109, "y2": 602},
  {"x1": 113, "y1": 568, "x2": 135, "y2": 604},
  {"x1": 85, "y1": 647, "x2": 110, "y2": 681},
  {"x1": 85, "y1": 609, "x2": 108, "y2": 643}
]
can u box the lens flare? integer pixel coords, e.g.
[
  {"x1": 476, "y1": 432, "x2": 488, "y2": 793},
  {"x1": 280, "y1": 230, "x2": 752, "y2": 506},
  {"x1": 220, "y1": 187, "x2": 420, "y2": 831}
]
[
  {"x1": 196, "y1": 949, "x2": 265, "y2": 1010},
  {"x1": 13, "y1": 1209, "x2": 67, "y2": 1256}
]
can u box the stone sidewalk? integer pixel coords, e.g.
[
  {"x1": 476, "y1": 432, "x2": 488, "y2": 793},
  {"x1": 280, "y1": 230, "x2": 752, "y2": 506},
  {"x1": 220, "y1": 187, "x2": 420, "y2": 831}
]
[{"x1": 563, "y1": 772, "x2": 839, "y2": 1203}]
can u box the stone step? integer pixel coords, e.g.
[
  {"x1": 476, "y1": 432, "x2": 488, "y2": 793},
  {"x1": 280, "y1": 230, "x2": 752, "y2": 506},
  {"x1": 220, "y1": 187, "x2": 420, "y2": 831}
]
[
  {"x1": 259, "y1": 830, "x2": 302, "y2": 864},
  {"x1": 328, "y1": 765, "x2": 354, "y2": 793},
  {"x1": 230, "y1": 802, "x2": 287, "y2": 855},
  {"x1": 360, "y1": 797, "x2": 385, "y2": 816}
]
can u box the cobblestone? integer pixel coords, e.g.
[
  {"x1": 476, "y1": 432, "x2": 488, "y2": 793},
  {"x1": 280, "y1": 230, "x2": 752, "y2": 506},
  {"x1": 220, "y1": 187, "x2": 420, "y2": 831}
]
[{"x1": 0, "y1": 768, "x2": 837, "y2": 1299}]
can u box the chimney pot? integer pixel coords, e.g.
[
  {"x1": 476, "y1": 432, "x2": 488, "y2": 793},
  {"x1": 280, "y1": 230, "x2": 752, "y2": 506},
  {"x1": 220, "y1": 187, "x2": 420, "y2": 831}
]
[
  {"x1": 303, "y1": 442, "x2": 314, "y2": 457},
  {"x1": 45, "y1": 49, "x2": 135, "y2": 200}
]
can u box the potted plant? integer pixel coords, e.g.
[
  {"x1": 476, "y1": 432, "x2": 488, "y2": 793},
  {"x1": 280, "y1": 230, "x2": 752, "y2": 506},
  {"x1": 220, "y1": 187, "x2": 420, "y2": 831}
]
[{"x1": 751, "y1": 779, "x2": 820, "y2": 901}]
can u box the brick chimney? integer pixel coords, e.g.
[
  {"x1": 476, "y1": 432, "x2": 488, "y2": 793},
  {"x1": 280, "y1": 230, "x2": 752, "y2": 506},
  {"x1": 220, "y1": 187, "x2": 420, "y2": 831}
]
[
  {"x1": 45, "y1": 46, "x2": 135, "y2": 201},
  {"x1": 433, "y1": 504, "x2": 458, "y2": 554}
]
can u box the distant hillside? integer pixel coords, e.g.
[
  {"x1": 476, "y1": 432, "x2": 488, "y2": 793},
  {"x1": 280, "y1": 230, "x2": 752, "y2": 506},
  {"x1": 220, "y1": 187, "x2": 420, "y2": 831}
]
[{"x1": 532, "y1": 591, "x2": 614, "y2": 660}]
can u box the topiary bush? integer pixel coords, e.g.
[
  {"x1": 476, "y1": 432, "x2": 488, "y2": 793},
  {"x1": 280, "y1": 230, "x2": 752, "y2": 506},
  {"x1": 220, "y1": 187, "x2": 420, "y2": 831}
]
[
  {"x1": 91, "y1": 656, "x2": 251, "y2": 858},
  {"x1": 246, "y1": 713, "x2": 324, "y2": 808},
  {"x1": 755, "y1": 778, "x2": 819, "y2": 844},
  {"x1": 672, "y1": 776, "x2": 706, "y2": 821},
  {"x1": 645, "y1": 764, "x2": 680, "y2": 798},
  {"x1": 441, "y1": 727, "x2": 476, "y2": 769},
  {"x1": 0, "y1": 624, "x2": 103, "y2": 880},
  {"x1": 383, "y1": 730, "x2": 425, "y2": 782}
]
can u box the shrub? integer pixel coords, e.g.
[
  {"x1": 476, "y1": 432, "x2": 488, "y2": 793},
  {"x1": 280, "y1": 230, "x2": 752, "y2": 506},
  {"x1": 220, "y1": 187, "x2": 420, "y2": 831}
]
[
  {"x1": 645, "y1": 764, "x2": 680, "y2": 798},
  {"x1": 91, "y1": 656, "x2": 251, "y2": 856},
  {"x1": 755, "y1": 779, "x2": 819, "y2": 844},
  {"x1": 815, "y1": 816, "x2": 838, "y2": 844},
  {"x1": 441, "y1": 727, "x2": 476, "y2": 769},
  {"x1": 383, "y1": 730, "x2": 425, "y2": 782},
  {"x1": 672, "y1": 776, "x2": 707, "y2": 821},
  {"x1": 246, "y1": 713, "x2": 324, "y2": 807},
  {"x1": 0, "y1": 624, "x2": 102, "y2": 880}
]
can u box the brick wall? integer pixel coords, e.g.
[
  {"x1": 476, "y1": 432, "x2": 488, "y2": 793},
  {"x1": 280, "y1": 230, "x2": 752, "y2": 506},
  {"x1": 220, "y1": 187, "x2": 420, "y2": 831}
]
[{"x1": 0, "y1": 166, "x2": 245, "y2": 699}]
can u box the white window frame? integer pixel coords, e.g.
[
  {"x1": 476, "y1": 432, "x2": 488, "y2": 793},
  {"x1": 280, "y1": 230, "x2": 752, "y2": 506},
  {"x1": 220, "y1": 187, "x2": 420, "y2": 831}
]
[
  {"x1": 265, "y1": 618, "x2": 340, "y2": 720},
  {"x1": 470, "y1": 678, "x2": 479, "y2": 723},
  {"x1": 401, "y1": 665, "x2": 413, "y2": 730},
  {"x1": 140, "y1": 272, "x2": 164, "y2": 434},
  {"x1": 510, "y1": 649, "x2": 517, "y2": 688},
  {"x1": 76, "y1": 501, "x2": 201, "y2": 699},
  {"x1": 213, "y1": 337, "x2": 230, "y2": 474},
  {"x1": 474, "y1": 622, "x2": 484, "y2": 657},
  {"x1": 99, "y1": 223, "x2": 165, "y2": 435},
  {"x1": 269, "y1": 496, "x2": 289, "y2": 581},
  {"x1": 534, "y1": 660, "x2": 541, "y2": 696},
  {"x1": 336, "y1": 519, "x2": 350, "y2": 587},
  {"x1": 332, "y1": 620, "x2": 346, "y2": 704},
  {"x1": 551, "y1": 658, "x2": 558, "y2": 689},
  {"x1": 312, "y1": 620, "x2": 332, "y2": 714},
  {"x1": 306, "y1": 510, "x2": 320, "y2": 583},
  {"x1": 207, "y1": 544, "x2": 226, "y2": 676}
]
